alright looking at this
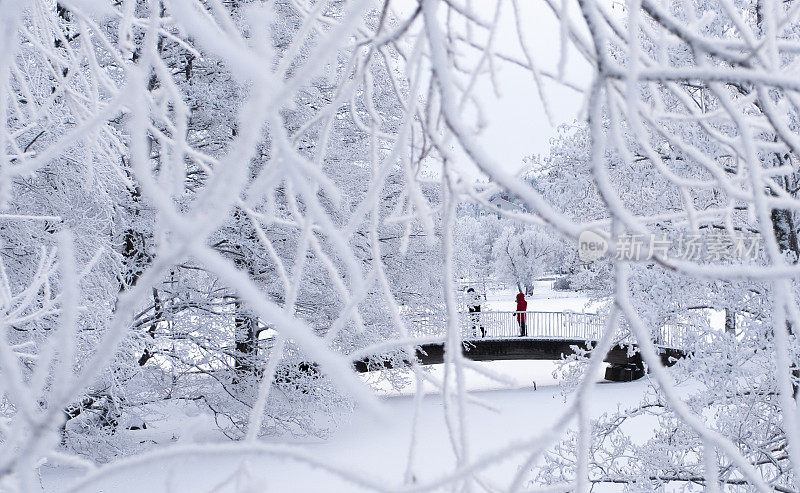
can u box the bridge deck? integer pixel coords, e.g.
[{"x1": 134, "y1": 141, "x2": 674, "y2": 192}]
[{"x1": 353, "y1": 338, "x2": 687, "y2": 382}]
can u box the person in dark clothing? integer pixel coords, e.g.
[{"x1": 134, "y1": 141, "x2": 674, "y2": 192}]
[
  {"x1": 516, "y1": 292, "x2": 527, "y2": 336},
  {"x1": 466, "y1": 287, "x2": 485, "y2": 337}
]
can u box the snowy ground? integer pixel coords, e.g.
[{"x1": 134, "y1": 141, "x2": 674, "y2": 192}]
[
  {"x1": 476, "y1": 279, "x2": 602, "y2": 313},
  {"x1": 42, "y1": 374, "x2": 660, "y2": 492},
  {"x1": 39, "y1": 284, "x2": 670, "y2": 492},
  {"x1": 479, "y1": 279, "x2": 724, "y2": 331}
]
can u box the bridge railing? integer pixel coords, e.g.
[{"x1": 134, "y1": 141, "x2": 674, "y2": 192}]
[
  {"x1": 462, "y1": 311, "x2": 693, "y2": 349},
  {"x1": 463, "y1": 310, "x2": 604, "y2": 340},
  {"x1": 655, "y1": 321, "x2": 692, "y2": 349}
]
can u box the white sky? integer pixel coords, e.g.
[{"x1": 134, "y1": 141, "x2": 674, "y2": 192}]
[
  {"x1": 393, "y1": 0, "x2": 594, "y2": 180},
  {"x1": 460, "y1": 1, "x2": 592, "y2": 178}
]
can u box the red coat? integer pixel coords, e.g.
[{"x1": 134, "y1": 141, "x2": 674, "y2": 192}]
[{"x1": 516, "y1": 293, "x2": 527, "y2": 323}]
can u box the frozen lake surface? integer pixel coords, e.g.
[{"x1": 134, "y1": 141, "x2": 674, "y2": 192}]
[{"x1": 43, "y1": 370, "x2": 659, "y2": 492}]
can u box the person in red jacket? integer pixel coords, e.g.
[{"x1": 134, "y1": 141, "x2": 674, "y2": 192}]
[{"x1": 516, "y1": 292, "x2": 527, "y2": 336}]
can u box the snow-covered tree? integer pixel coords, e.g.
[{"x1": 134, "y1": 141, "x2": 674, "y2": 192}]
[
  {"x1": 5, "y1": 0, "x2": 800, "y2": 491},
  {"x1": 491, "y1": 223, "x2": 562, "y2": 293}
]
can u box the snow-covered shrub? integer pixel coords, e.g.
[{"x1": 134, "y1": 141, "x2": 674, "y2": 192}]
[{"x1": 553, "y1": 276, "x2": 573, "y2": 291}]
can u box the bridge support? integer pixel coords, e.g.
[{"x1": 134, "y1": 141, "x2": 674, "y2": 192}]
[{"x1": 604, "y1": 363, "x2": 645, "y2": 382}]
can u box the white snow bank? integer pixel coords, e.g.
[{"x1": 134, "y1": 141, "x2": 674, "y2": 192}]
[{"x1": 42, "y1": 371, "x2": 662, "y2": 492}]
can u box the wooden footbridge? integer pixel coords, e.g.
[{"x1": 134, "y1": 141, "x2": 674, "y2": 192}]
[{"x1": 353, "y1": 311, "x2": 691, "y2": 382}]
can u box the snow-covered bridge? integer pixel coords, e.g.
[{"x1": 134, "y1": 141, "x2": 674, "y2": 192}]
[
  {"x1": 353, "y1": 310, "x2": 691, "y2": 382},
  {"x1": 459, "y1": 310, "x2": 689, "y2": 348}
]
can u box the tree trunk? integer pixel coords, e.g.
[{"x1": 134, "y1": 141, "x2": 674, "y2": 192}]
[
  {"x1": 769, "y1": 160, "x2": 800, "y2": 395},
  {"x1": 725, "y1": 308, "x2": 736, "y2": 335},
  {"x1": 138, "y1": 288, "x2": 161, "y2": 366},
  {"x1": 233, "y1": 301, "x2": 259, "y2": 387},
  {"x1": 771, "y1": 207, "x2": 799, "y2": 261}
]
